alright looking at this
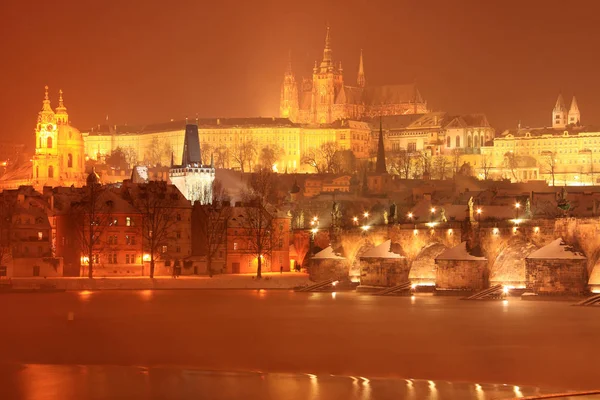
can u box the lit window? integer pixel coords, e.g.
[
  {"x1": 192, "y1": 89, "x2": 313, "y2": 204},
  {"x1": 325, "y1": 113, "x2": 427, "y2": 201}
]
[
  {"x1": 233, "y1": 242, "x2": 238, "y2": 250},
  {"x1": 38, "y1": 232, "x2": 43, "y2": 240},
  {"x1": 162, "y1": 245, "x2": 167, "y2": 253},
  {"x1": 126, "y1": 217, "x2": 131, "y2": 226}
]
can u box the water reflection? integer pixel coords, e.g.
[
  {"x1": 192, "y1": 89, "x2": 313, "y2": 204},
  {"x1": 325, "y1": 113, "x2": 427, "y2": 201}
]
[{"x1": 8, "y1": 364, "x2": 566, "y2": 400}]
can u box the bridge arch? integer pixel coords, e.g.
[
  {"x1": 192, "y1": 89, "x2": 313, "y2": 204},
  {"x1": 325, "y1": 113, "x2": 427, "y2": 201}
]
[
  {"x1": 490, "y1": 239, "x2": 539, "y2": 287},
  {"x1": 409, "y1": 242, "x2": 448, "y2": 284}
]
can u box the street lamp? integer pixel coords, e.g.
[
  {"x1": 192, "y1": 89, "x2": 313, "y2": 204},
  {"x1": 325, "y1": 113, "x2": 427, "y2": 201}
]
[
  {"x1": 407, "y1": 212, "x2": 413, "y2": 222},
  {"x1": 515, "y1": 202, "x2": 521, "y2": 219},
  {"x1": 363, "y1": 211, "x2": 369, "y2": 218},
  {"x1": 352, "y1": 216, "x2": 358, "y2": 226},
  {"x1": 476, "y1": 208, "x2": 482, "y2": 222},
  {"x1": 430, "y1": 207, "x2": 436, "y2": 222}
]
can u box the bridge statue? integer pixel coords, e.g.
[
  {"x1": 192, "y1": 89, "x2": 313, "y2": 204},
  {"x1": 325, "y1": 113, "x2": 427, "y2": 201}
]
[
  {"x1": 468, "y1": 197, "x2": 475, "y2": 222},
  {"x1": 440, "y1": 207, "x2": 448, "y2": 223}
]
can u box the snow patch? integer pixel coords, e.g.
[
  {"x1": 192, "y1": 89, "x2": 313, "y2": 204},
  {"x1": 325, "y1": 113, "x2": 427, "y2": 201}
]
[
  {"x1": 436, "y1": 242, "x2": 486, "y2": 261},
  {"x1": 526, "y1": 238, "x2": 586, "y2": 259},
  {"x1": 312, "y1": 246, "x2": 345, "y2": 260},
  {"x1": 360, "y1": 240, "x2": 403, "y2": 259}
]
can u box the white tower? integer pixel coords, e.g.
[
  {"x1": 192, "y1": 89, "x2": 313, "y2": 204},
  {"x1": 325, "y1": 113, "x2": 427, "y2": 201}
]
[
  {"x1": 168, "y1": 124, "x2": 215, "y2": 204},
  {"x1": 568, "y1": 96, "x2": 580, "y2": 125},
  {"x1": 552, "y1": 94, "x2": 567, "y2": 129}
]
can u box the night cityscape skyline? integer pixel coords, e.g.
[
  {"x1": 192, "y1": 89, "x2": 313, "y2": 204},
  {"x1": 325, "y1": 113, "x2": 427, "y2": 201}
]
[
  {"x1": 3, "y1": 0, "x2": 600, "y2": 144},
  {"x1": 4, "y1": 2, "x2": 600, "y2": 399}
]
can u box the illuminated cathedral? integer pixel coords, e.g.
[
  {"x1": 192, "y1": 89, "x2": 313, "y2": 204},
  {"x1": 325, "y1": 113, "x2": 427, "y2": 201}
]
[{"x1": 280, "y1": 27, "x2": 429, "y2": 124}]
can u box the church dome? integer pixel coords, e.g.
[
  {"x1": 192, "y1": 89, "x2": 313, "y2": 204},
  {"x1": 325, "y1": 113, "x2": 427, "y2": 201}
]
[
  {"x1": 57, "y1": 125, "x2": 83, "y2": 142},
  {"x1": 86, "y1": 168, "x2": 100, "y2": 185}
]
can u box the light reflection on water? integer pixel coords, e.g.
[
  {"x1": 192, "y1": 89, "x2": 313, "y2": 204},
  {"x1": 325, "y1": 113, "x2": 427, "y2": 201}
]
[{"x1": 5, "y1": 364, "x2": 584, "y2": 400}]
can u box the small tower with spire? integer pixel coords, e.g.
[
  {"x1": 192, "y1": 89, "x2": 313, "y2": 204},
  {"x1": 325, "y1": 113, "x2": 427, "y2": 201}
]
[
  {"x1": 375, "y1": 117, "x2": 387, "y2": 174},
  {"x1": 357, "y1": 49, "x2": 366, "y2": 88},
  {"x1": 279, "y1": 50, "x2": 299, "y2": 122},
  {"x1": 552, "y1": 94, "x2": 567, "y2": 129},
  {"x1": 55, "y1": 89, "x2": 69, "y2": 125},
  {"x1": 568, "y1": 96, "x2": 580, "y2": 126}
]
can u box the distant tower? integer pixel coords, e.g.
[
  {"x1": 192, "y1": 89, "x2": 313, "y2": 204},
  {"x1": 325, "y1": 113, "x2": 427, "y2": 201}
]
[
  {"x1": 279, "y1": 51, "x2": 299, "y2": 122},
  {"x1": 568, "y1": 96, "x2": 580, "y2": 125},
  {"x1": 311, "y1": 26, "x2": 344, "y2": 124},
  {"x1": 32, "y1": 86, "x2": 58, "y2": 185},
  {"x1": 375, "y1": 117, "x2": 387, "y2": 174},
  {"x1": 357, "y1": 49, "x2": 366, "y2": 88},
  {"x1": 55, "y1": 89, "x2": 69, "y2": 125},
  {"x1": 169, "y1": 124, "x2": 215, "y2": 204},
  {"x1": 552, "y1": 94, "x2": 567, "y2": 129}
]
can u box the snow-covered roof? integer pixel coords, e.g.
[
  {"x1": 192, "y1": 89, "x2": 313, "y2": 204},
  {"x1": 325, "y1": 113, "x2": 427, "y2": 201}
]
[
  {"x1": 526, "y1": 238, "x2": 586, "y2": 260},
  {"x1": 360, "y1": 240, "x2": 403, "y2": 259},
  {"x1": 312, "y1": 246, "x2": 345, "y2": 260},
  {"x1": 436, "y1": 242, "x2": 487, "y2": 261}
]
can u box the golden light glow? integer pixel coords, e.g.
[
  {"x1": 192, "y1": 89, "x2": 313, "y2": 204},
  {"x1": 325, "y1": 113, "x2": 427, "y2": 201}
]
[
  {"x1": 272, "y1": 163, "x2": 278, "y2": 173},
  {"x1": 476, "y1": 208, "x2": 482, "y2": 214},
  {"x1": 353, "y1": 217, "x2": 358, "y2": 222},
  {"x1": 80, "y1": 256, "x2": 89, "y2": 264},
  {"x1": 493, "y1": 227, "x2": 499, "y2": 235},
  {"x1": 430, "y1": 207, "x2": 436, "y2": 213},
  {"x1": 413, "y1": 229, "x2": 418, "y2": 235},
  {"x1": 426, "y1": 222, "x2": 437, "y2": 228},
  {"x1": 407, "y1": 212, "x2": 413, "y2": 219},
  {"x1": 534, "y1": 226, "x2": 540, "y2": 233},
  {"x1": 311, "y1": 228, "x2": 318, "y2": 234},
  {"x1": 511, "y1": 218, "x2": 522, "y2": 225},
  {"x1": 447, "y1": 229, "x2": 453, "y2": 235},
  {"x1": 515, "y1": 202, "x2": 521, "y2": 209},
  {"x1": 313, "y1": 216, "x2": 318, "y2": 222},
  {"x1": 503, "y1": 286, "x2": 510, "y2": 294},
  {"x1": 363, "y1": 212, "x2": 369, "y2": 218},
  {"x1": 143, "y1": 253, "x2": 151, "y2": 262},
  {"x1": 361, "y1": 225, "x2": 370, "y2": 231},
  {"x1": 512, "y1": 227, "x2": 518, "y2": 234},
  {"x1": 331, "y1": 292, "x2": 337, "y2": 299}
]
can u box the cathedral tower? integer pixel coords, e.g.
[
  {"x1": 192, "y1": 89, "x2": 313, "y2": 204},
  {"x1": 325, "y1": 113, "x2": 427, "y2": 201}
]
[
  {"x1": 279, "y1": 51, "x2": 299, "y2": 122},
  {"x1": 552, "y1": 94, "x2": 567, "y2": 129},
  {"x1": 357, "y1": 49, "x2": 366, "y2": 88},
  {"x1": 311, "y1": 26, "x2": 344, "y2": 124},
  {"x1": 568, "y1": 96, "x2": 580, "y2": 125},
  {"x1": 33, "y1": 86, "x2": 59, "y2": 185}
]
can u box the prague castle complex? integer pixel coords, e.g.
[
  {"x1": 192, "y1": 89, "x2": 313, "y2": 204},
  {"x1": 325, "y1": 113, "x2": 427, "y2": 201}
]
[{"x1": 1, "y1": 28, "x2": 600, "y2": 192}]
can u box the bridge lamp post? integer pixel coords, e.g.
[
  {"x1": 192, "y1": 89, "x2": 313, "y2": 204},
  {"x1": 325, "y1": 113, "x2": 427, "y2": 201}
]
[
  {"x1": 515, "y1": 202, "x2": 521, "y2": 219},
  {"x1": 476, "y1": 208, "x2": 482, "y2": 222},
  {"x1": 309, "y1": 227, "x2": 318, "y2": 268},
  {"x1": 430, "y1": 207, "x2": 436, "y2": 222},
  {"x1": 352, "y1": 216, "x2": 359, "y2": 226}
]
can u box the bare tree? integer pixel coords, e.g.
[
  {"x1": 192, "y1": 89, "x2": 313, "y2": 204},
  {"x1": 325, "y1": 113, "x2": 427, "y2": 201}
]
[
  {"x1": 200, "y1": 142, "x2": 213, "y2": 165},
  {"x1": 389, "y1": 150, "x2": 413, "y2": 179},
  {"x1": 480, "y1": 154, "x2": 493, "y2": 180},
  {"x1": 70, "y1": 182, "x2": 113, "y2": 278},
  {"x1": 540, "y1": 151, "x2": 558, "y2": 186},
  {"x1": 198, "y1": 180, "x2": 231, "y2": 277},
  {"x1": 232, "y1": 140, "x2": 257, "y2": 173},
  {"x1": 134, "y1": 181, "x2": 180, "y2": 278},
  {"x1": 413, "y1": 151, "x2": 432, "y2": 178},
  {"x1": 301, "y1": 141, "x2": 340, "y2": 173},
  {"x1": 241, "y1": 168, "x2": 280, "y2": 279},
  {"x1": 144, "y1": 137, "x2": 173, "y2": 167},
  {"x1": 451, "y1": 149, "x2": 463, "y2": 178},
  {"x1": 333, "y1": 149, "x2": 357, "y2": 174},
  {"x1": 503, "y1": 152, "x2": 519, "y2": 181},
  {"x1": 432, "y1": 155, "x2": 451, "y2": 180},
  {"x1": 259, "y1": 145, "x2": 284, "y2": 170},
  {"x1": 213, "y1": 145, "x2": 229, "y2": 169}
]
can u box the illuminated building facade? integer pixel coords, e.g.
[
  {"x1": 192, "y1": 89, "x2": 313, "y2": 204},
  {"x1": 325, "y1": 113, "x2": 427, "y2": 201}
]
[
  {"x1": 83, "y1": 118, "x2": 372, "y2": 173},
  {"x1": 481, "y1": 95, "x2": 598, "y2": 185},
  {"x1": 32, "y1": 86, "x2": 86, "y2": 190},
  {"x1": 280, "y1": 27, "x2": 429, "y2": 124}
]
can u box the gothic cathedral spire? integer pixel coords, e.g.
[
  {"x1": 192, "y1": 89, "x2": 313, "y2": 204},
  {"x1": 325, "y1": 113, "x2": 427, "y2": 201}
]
[
  {"x1": 375, "y1": 117, "x2": 387, "y2": 174},
  {"x1": 321, "y1": 26, "x2": 333, "y2": 68},
  {"x1": 279, "y1": 50, "x2": 299, "y2": 121},
  {"x1": 357, "y1": 49, "x2": 366, "y2": 88}
]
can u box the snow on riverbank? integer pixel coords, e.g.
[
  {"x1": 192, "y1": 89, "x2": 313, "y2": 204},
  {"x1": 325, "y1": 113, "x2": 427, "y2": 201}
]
[{"x1": 8, "y1": 272, "x2": 312, "y2": 291}]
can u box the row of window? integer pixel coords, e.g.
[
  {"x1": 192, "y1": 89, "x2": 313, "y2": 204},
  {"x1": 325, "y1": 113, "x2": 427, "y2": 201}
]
[{"x1": 107, "y1": 235, "x2": 137, "y2": 245}]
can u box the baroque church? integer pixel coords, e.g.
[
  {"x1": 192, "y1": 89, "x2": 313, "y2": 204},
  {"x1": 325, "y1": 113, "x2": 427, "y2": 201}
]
[{"x1": 280, "y1": 27, "x2": 429, "y2": 124}]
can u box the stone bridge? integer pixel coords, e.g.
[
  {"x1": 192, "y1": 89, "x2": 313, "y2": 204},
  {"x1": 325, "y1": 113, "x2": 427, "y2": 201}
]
[{"x1": 306, "y1": 218, "x2": 600, "y2": 292}]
